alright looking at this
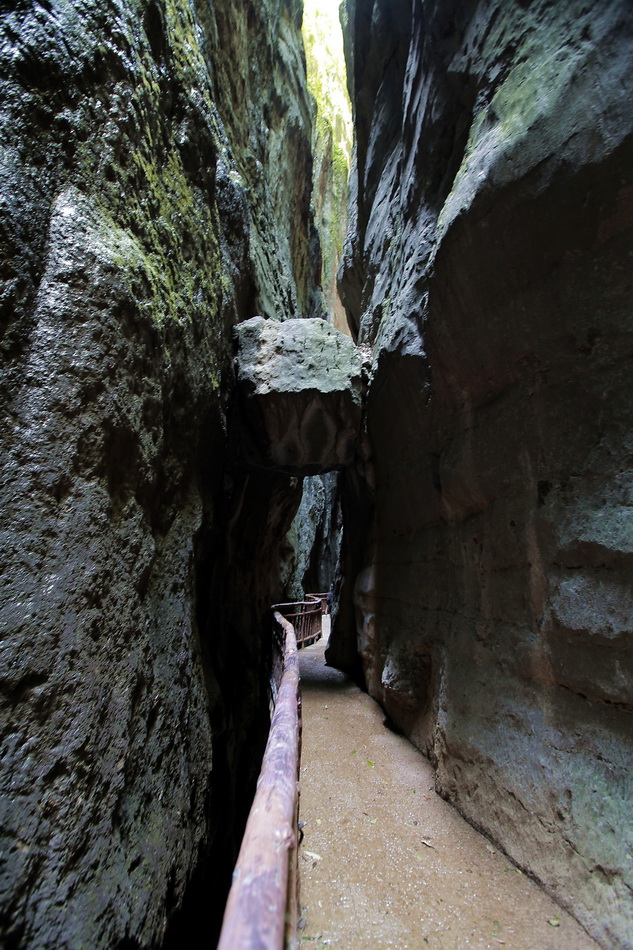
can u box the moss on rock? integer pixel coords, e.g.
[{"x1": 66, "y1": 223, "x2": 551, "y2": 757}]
[{"x1": 0, "y1": 1, "x2": 317, "y2": 946}]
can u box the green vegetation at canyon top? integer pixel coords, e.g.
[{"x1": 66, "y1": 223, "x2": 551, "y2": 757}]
[
  {"x1": 302, "y1": 0, "x2": 352, "y2": 166},
  {"x1": 302, "y1": 0, "x2": 352, "y2": 327}
]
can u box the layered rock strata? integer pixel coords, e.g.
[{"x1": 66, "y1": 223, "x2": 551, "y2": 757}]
[
  {"x1": 335, "y1": 1, "x2": 633, "y2": 946},
  {"x1": 0, "y1": 0, "x2": 314, "y2": 946}
]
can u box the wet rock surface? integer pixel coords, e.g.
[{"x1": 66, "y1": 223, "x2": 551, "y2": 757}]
[
  {"x1": 335, "y1": 1, "x2": 633, "y2": 946},
  {"x1": 0, "y1": 0, "x2": 314, "y2": 946},
  {"x1": 234, "y1": 316, "x2": 362, "y2": 474}
]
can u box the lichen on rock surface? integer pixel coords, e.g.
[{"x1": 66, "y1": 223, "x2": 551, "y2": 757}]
[
  {"x1": 336, "y1": 1, "x2": 633, "y2": 946},
  {"x1": 0, "y1": 0, "x2": 316, "y2": 946}
]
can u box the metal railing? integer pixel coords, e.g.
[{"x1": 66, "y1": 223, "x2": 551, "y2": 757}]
[{"x1": 218, "y1": 595, "x2": 325, "y2": 950}]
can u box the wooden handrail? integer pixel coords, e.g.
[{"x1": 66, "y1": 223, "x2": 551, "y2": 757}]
[{"x1": 217, "y1": 612, "x2": 302, "y2": 950}]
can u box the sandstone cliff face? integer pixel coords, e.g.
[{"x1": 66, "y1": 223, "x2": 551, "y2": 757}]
[
  {"x1": 337, "y1": 1, "x2": 633, "y2": 945},
  {"x1": 0, "y1": 1, "x2": 313, "y2": 946}
]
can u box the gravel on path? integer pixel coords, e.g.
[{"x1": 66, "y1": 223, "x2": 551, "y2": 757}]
[{"x1": 297, "y1": 629, "x2": 600, "y2": 950}]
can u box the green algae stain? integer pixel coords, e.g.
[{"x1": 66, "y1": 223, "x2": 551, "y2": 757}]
[{"x1": 69, "y1": 0, "x2": 229, "y2": 396}]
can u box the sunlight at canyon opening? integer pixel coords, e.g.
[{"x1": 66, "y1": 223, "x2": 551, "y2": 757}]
[{"x1": 302, "y1": 0, "x2": 353, "y2": 335}]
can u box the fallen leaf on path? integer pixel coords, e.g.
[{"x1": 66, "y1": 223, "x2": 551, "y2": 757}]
[
  {"x1": 350, "y1": 750, "x2": 357, "y2": 755},
  {"x1": 316, "y1": 818, "x2": 322, "y2": 825},
  {"x1": 548, "y1": 917, "x2": 561, "y2": 928},
  {"x1": 370, "y1": 818, "x2": 378, "y2": 825},
  {"x1": 367, "y1": 760, "x2": 374, "y2": 767},
  {"x1": 304, "y1": 851, "x2": 322, "y2": 861},
  {"x1": 486, "y1": 843, "x2": 496, "y2": 854}
]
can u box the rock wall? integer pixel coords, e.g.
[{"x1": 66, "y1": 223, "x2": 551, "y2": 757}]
[
  {"x1": 303, "y1": 1, "x2": 353, "y2": 333},
  {"x1": 336, "y1": 1, "x2": 633, "y2": 946},
  {"x1": 209, "y1": 0, "x2": 318, "y2": 322},
  {"x1": 280, "y1": 471, "x2": 342, "y2": 599},
  {"x1": 0, "y1": 1, "x2": 314, "y2": 946}
]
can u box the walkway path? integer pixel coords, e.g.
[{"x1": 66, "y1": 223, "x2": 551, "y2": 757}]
[{"x1": 297, "y1": 630, "x2": 599, "y2": 950}]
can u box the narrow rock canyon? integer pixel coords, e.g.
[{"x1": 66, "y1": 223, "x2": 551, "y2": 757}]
[{"x1": 0, "y1": 1, "x2": 631, "y2": 948}]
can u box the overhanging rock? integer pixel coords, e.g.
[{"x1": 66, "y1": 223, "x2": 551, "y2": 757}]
[{"x1": 234, "y1": 317, "x2": 362, "y2": 475}]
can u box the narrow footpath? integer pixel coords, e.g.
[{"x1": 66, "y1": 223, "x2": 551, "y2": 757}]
[{"x1": 297, "y1": 628, "x2": 600, "y2": 950}]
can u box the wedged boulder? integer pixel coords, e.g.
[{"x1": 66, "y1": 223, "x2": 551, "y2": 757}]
[{"x1": 234, "y1": 316, "x2": 362, "y2": 474}]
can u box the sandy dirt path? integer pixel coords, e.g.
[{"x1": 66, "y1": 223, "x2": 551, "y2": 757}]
[{"x1": 297, "y1": 629, "x2": 600, "y2": 950}]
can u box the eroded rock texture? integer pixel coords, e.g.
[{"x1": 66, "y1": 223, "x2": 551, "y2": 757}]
[
  {"x1": 210, "y1": 0, "x2": 318, "y2": 322},
  {"x1": 335, "y1": 1, "x2": 633, "y2": 946},
  {"x1": 280, "y1": 472, "x2": 342, "y2": 599},
  {"x1": 0, "y1": 0, "x2": 313, "y2": 946}
]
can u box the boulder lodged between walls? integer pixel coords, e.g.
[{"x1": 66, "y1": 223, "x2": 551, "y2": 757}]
[{"x1": 234, "y1": 317, "x2": 362, "y2": 475}]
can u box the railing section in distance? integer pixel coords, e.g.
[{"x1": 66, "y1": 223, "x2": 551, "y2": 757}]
[
  {"x1": 311, "y1": 592, "x2": 329, "y2": 615},
  {"x1": 273, "y1": 594, "x2": 323, "y2": 650},
  {"x1": 217, "y1": 597, "x2": 324, "y2": 950}
]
